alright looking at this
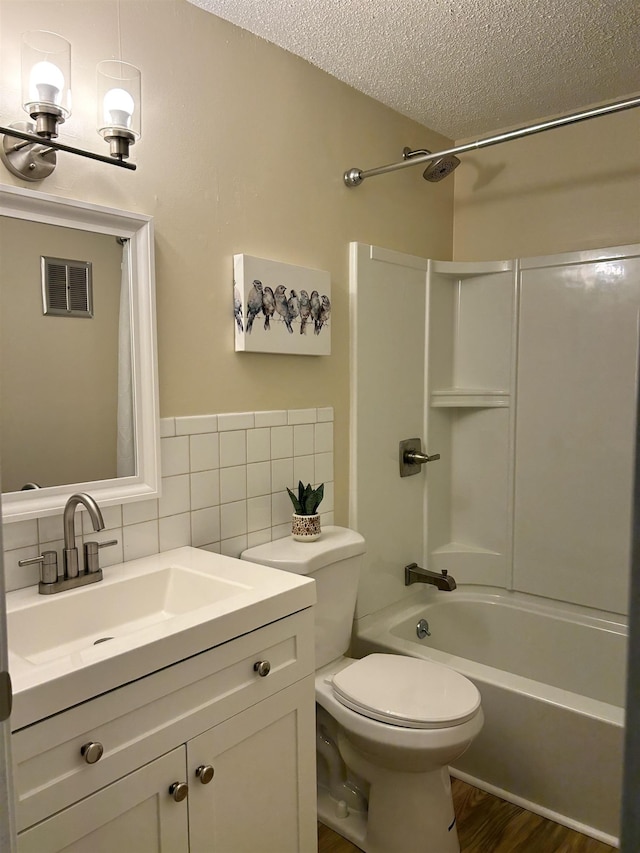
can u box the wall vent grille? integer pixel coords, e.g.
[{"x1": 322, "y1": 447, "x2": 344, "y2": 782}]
[{"x1": 41, "y1": 256, "x2": 93, "y2": 318}]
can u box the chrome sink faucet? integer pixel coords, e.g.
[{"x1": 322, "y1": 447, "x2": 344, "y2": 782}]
[
  {"x1": 63, "y1": 492, "x2": 105, "y2": 579},
  {"x1": 404, "y1": 562, "x2": 457, "y2": 591},
  {"x1": 19, "y1": 492, "x2": 117, "y2": 595}
]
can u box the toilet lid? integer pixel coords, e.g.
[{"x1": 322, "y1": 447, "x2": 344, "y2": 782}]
[{"x1": 331, "y1": 654, "x2": 481, "y2": 729}]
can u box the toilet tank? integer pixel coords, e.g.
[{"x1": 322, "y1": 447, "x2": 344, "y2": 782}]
[{"x1": 241, "y1": 526, "x2": 365, "y2": 668}]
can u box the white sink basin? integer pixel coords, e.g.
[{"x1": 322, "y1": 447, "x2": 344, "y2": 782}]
[
  {"x1": 7, "y1": 546, "x2": 315, "y2": 730},
  {"x1": 9, "y1": 566, "x2": 250, "y2": 666}
]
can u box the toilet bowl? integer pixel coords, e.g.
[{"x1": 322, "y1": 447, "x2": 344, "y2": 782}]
[{"x1": 241, "y1": 527, "x2": 483, "y2": 853}]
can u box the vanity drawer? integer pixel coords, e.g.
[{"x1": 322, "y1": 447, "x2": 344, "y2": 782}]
[{"x1": 13, "y1": 607, "x2": 314, "y2": 831}]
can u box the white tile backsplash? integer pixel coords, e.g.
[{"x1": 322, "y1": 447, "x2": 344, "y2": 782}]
[
  {"x1": 191, "y1": 469, "x2": 220, "y2": 510},
  {"x1": 175, "y1": 415, "x2": 218, "y2": 435},
  {"x1": 219, "y1": 430, "x2": 247, "y2": 468},
  {"x1": 294, "y1": 424, "x2": 315, "y2": 456},
  {"x1": 161, "y1": 436, "x2": 190, "y2": 476},
  {"x1": 271, "y1": 458, "x2": 294, "y2": 493},
  {"x1": 190, "y1": 433, "x2": 220, "y2": 472},
  {"x1": 254, "y1": 410, "x2": 287, "y2": 428},
  {"x1": 220, "y1": 501, "x2": 247, "y2": 539},
  {"x1": 123, "y1": 498, "x2": 159, "y2": 526},
  {"x1": 159, "y1": 513, "x2": 191, "y2": 551},
  {"x1": 191, "y1": 506, "x2": 221, "y2": 547},
  {"x1": 247, "y1": 495, "x2": 271, "y2": 533},
  {"x1": 317, "y1": 407, "x2": 334, "y2": 422},
  {"x1": 217, "y1": 412, "x2": 255, "y2": 431},
  {"x1": 247, "y1": 461, "x2": 271, "y2": 498},
  {"x1": 293, "y1": 455, "x2": 315, "y2": 488},
  {"x1": 246, "y1": 428, "x2": 271, "y2": 463},
  {"x1": 3, "y1": 407, "x2": 334, "y2": 591},
  {"x1": 219, "y1": 466, "x2": 246, "y2": 504},
  {"x1": 123, "y1": 520, "x2": 159, "y2": 561},
  {"x1": 315, "y1": 421, "x2": 334, "y2": 454},
  {"x1": 3, "y1": 519, "x2": 38, "y2": 551},
  {"x1": 271, "y1": 426, "x2": 293, "y2": 460},
  {"x1": 288, "y1": 408, "x2": 317, "y2": 424},
  {"x1": 160, "y1": 418, "x2": 176, "y2": 437},
  {"x1": 159, "y1": 475, "x2": 191, "y2": 518}
]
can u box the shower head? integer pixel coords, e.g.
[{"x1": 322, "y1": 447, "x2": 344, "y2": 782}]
[
  {"x1": 422, "y1": 154, "x2": 461, "y2": 182},
  {"x1": 402, "y1": 146, "x2": 461, "y2": 182}
]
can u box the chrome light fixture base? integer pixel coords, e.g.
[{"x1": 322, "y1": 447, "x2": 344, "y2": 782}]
[
  {"x1": 102, "y1": 127, "x2": 135, "y2": 160},
  {"x1": 0, "y1": 121, "x2": 56, "y2": 181}
]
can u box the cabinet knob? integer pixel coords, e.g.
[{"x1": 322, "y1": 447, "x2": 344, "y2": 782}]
[
  {"x1": 195, "y1": 764, "x2": 214, "y2": 784},
  {"x1": 253, "y1": 660, "x2": 271, "y2": 677},
  {"x1": 80, "y1": 742, "x2": 104, "y2": 764},
  {"x1": 169, "y1": 781, "x2": 189, "y2": 802}
]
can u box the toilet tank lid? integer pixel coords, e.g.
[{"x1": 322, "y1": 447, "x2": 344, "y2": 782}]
[{"x1": 241, "y1": 526, "x2": 365, "y2": 575}]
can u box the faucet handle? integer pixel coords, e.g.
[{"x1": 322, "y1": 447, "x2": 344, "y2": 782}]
[
  {"x1": 83, "y1": 539, "x2": 118, "y2": 574},
  {"x1": 18, "y1": 551, "x2": 58, "y2": 585}
]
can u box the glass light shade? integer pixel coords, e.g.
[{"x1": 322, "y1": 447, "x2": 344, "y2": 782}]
[
  {"x1": 21, "y1": 31, "x2": 71, "y2": 118},
  {"x1": 97, "y1": 61, "x2": 141, "y2": 141}
]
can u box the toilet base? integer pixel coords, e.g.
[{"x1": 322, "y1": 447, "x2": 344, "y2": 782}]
[
  {"x1": 317, "y1": 787, "x2": 368, "y2": 850},
  {"x1": 318, "y1": 765, "x2": 460, "y2": 853}
]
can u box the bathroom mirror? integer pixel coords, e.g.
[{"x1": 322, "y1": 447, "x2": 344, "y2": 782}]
[{"x1": 0, "y1": 184, "x2": 159, "y2": 522}]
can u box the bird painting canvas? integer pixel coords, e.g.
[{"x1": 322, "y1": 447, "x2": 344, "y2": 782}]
[{"x1": 233, "y1": 254, "x2": 331, "y2": 355}]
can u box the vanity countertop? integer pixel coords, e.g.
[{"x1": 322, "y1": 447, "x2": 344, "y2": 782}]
[{"x1": 7, "y1": 546, "x2": 315, "y2": 730}]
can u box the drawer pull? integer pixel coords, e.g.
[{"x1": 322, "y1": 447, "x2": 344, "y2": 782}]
[
  {"x1": 169, "y1": 781, "x2": 189, "y2": 802},
  {"x1": 253, "y1": 660, "x2": 271, "y2": 677},
  {"x1": 195, "y1": 764, "x2": 214, "y2": 784},
  {"x1": 80, "y1": 742, "x2": 104, "y2": 764}
]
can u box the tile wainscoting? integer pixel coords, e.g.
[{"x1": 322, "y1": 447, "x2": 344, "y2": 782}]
[{"x1": 2, "y1": 407, "x2": 334, "y2": 592}]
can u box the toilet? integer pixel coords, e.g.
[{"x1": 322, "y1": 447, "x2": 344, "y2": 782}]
[{"x1": 241, "y1": 526, "x2": 483, "y2": 853}]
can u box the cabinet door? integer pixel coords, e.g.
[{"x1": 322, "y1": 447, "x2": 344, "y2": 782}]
[
  {"x1": 188, "y1": 676, "x2": 317, "y2": 853},
  {"x1": 18, "y1": 747, "x2": 188, "y2": 853}
]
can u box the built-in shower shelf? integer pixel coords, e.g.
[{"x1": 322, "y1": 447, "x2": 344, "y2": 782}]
[
  {"x1": 432, "y1": 542, "x2": 501, "y2": 556},
  {"x1": 430, "y1": 388, "x2": 510, "y2": 408}
]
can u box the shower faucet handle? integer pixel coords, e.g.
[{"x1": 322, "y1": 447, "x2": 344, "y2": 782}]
[{"x1": 399, "y1": 438, "x2": 441, "y2": 477}]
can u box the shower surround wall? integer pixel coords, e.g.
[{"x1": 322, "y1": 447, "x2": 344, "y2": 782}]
[
  {"x1": 351, "y1": 242, "x2": 640, "y2": 620},
  {"x1": 2, "y1": 408, "x2": 334, "y2": 593}
]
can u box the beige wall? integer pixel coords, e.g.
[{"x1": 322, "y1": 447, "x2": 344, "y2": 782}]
[
  {"x1": 3, "y1": 1, "x2": 637, "y2": 526},
  {"x1": 0, "y1": 0, "x2": 454, "y2": 523},
  {"x1": 0, "y1": 220, "x2": 121, "y2": 491},
  {"x1": 453, "y1": 107, "x2": 640, "y2": 260}
]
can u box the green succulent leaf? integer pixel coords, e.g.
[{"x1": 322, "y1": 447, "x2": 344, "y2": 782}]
[
  {"x1": 286, "y1": 487, "x2": 303, "y2": 514},
  {"x1": 287, "y1": 481, "x2": 324, "y2": 515}
]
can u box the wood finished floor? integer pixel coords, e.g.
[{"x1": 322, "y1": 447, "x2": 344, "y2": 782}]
[{"x1": 317, "y1": 778, "x2": 616, "y2": 853}]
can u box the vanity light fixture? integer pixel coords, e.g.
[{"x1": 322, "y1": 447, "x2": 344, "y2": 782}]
[
  {"x1": 97, "y1": 60, "x2": 141, "y2": 160},
  {"x1": 0, "y1": 30, "x2": 139, "y2": 181}
]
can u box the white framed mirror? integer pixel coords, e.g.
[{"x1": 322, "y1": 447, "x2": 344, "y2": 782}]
[{"x1": 0, "y1": 184, "x2": 159, "y2": 522}]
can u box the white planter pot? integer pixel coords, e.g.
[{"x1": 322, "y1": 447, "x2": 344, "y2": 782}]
[{"x1": 291, "y1": 513, "x2": 321, "y2": 541}]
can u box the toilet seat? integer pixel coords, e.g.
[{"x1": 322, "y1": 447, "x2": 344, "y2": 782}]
[{"x1": 331, "y1": 654, "x2": 481, "y2": 729}]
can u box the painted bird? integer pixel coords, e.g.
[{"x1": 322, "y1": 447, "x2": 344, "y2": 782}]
[
  {"x1": 316, "y1": 294, "x2": 331, "y2": 335},
  {"x1": 274, "y1": 285, "x2": 294, "y2": 333},
  {"x1": 310, "y1": 290, "x2": 322, "y2": 334},
  {"x1": 233, "y1": 286, "x2": 243, "y2": 332},
  {"x1": 287, "y1": 289, "x2": 300, "y2": 325},
  {"x1": 298, "y1": 290, "x2": 311, "y2": 334},
  {"x1": 245, "y1": 280, "x2": 263, "y2": 333},
  {"x1": 262, "y1": 285, "x2": 276, "y2": 330}
]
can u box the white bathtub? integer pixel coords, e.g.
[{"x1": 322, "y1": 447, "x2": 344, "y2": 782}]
[{"x1": 353, "y1": 588, "x2": 627, "y2": 846}]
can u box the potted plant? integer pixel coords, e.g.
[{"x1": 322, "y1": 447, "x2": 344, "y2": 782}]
[{"x1": 287, "y1": 481, "x2": 324, "y2": 541}]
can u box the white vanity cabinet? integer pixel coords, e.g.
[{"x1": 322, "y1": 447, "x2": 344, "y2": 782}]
[
  {"x1": 12, "y1": 608, "x2": 317, "y2": 853},
  {"x1": 17, "y1": 747, "x2": 189, "y2": 853}
]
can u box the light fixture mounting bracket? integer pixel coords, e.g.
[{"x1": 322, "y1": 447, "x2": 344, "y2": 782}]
[{"x1": 0, "y1": 121, "x2": 56, "y2": 181}]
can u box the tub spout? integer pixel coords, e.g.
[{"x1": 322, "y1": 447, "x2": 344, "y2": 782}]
[{"x1": 404, "y1": 562, "x2": 457, "y2": 590}]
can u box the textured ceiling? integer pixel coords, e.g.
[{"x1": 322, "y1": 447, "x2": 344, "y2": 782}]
[{"x1": 188, "y1": 0, "x2": 640, "y2": 140}]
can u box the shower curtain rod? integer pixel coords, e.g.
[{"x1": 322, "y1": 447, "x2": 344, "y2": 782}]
[{"x1": 343, "y1": 94, "x2": 640, "y2": 187}]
